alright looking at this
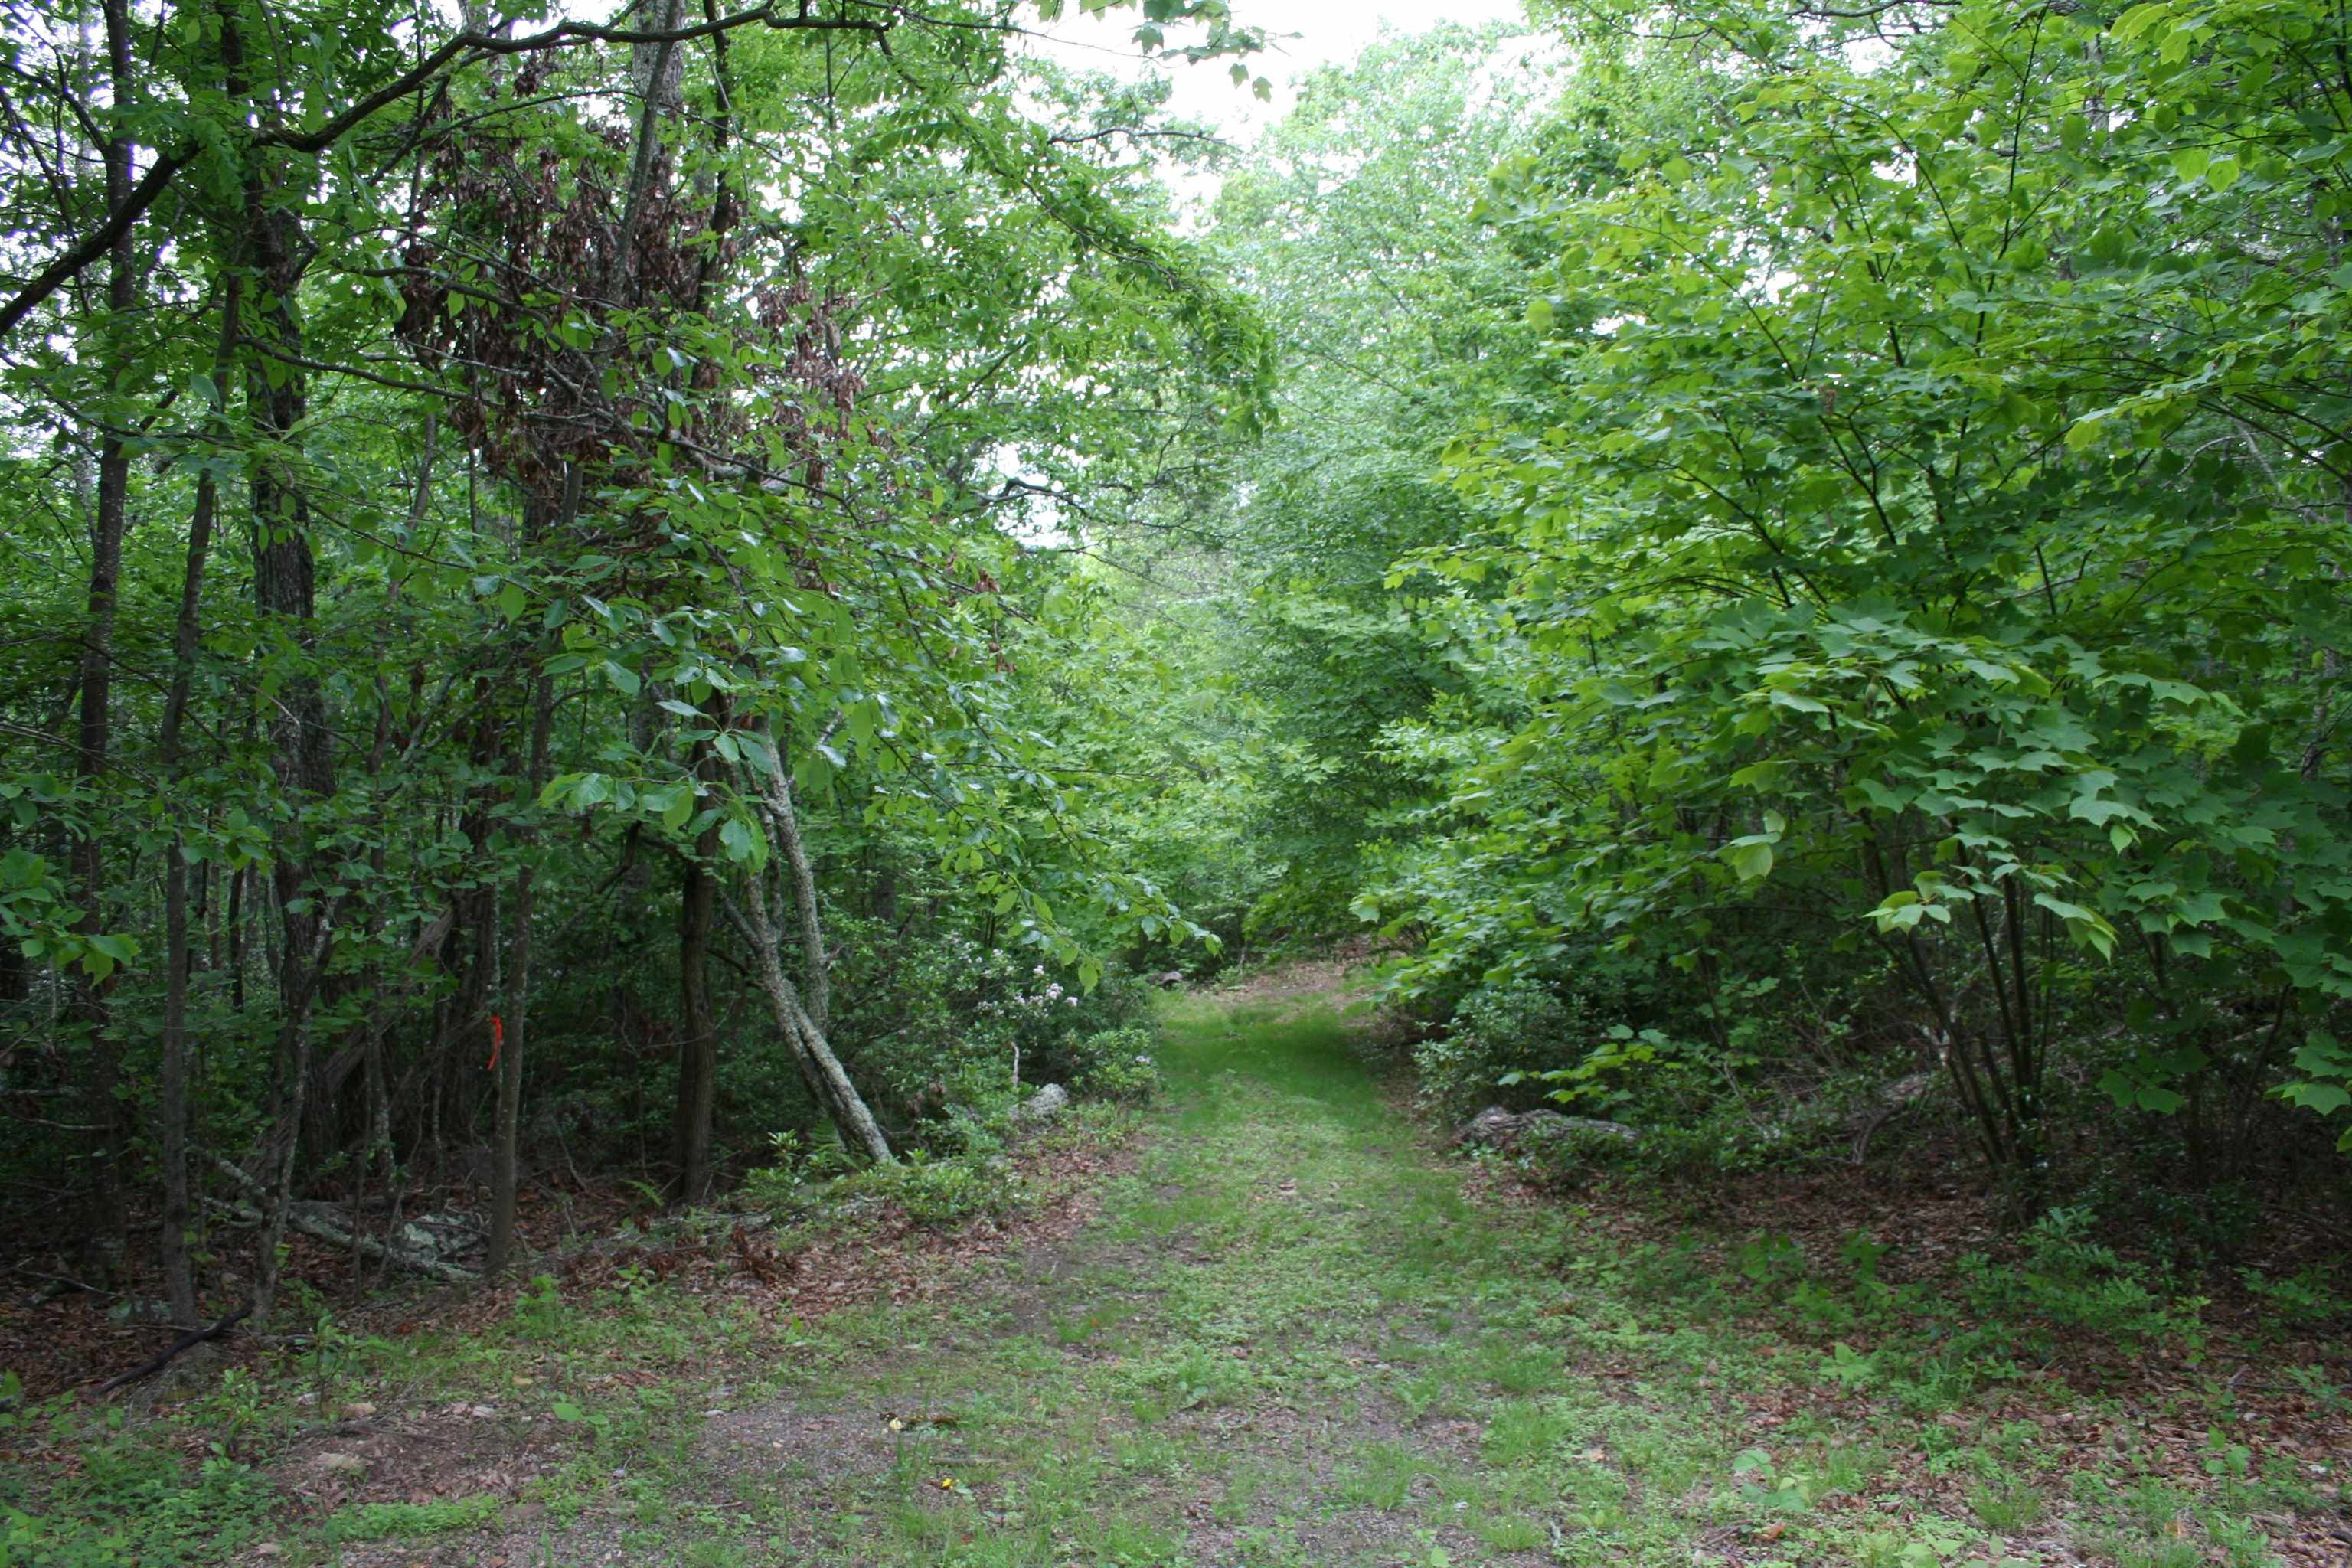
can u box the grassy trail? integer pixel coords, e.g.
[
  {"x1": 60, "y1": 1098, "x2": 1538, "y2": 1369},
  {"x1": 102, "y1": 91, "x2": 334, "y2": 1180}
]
[
  {"x1": 711, "y1": 985, "x2": 1619, "y2": 1567},
  {"x1": 99, "y1": 982, "x2": 2312, "y2": 1566},
  {"x1": 584, "y1": 985, "x2": 1775, "y2": 1568}
]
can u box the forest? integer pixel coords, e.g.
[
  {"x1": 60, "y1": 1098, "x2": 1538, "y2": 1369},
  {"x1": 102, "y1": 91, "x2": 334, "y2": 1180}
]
[{"x1": 1, "y1": 0, "x2": 2349, "y2": 1562}]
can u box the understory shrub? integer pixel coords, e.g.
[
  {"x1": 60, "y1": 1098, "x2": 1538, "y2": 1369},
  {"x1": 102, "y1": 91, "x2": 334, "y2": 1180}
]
[
  {"x1": 1063, "y1": 1024, "x2": 1162, "y2": 1102},
  {"x1": 1416, "y1": 979, "x2": 1592, "y2": 1120},
  {"x1": 739, "y1": 1143, "x2": 1027, "y2": 1230},
  {"x1": 1958, "y1": 1207, "x2": 2206, "y2": 1358},
  {"x1": 1514, "y1": 1116, "x2": 1648, "y2": 1189},
  {"x1": 835, "y1": 929, "x2": 1153, "y2": 1131},
  {"x1": 845, "y1": 1150, "x2": 1028, "y2": 1229}
]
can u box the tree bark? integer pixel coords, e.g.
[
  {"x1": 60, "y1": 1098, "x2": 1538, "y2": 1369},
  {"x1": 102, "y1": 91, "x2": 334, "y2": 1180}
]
[
  {"x1": 155, "y1": 273, "x2": 241, "y2": 1326},
  {"x1": 210, "y1": 1158, "x2": 475, "y2": 1284},
  {"x1": 67, "y1": 0, "x2": 144, "y2": 1289},
  {"x1": 727, "y1": 731, "x2": 890, "y2": 1164},
  {"x1": 488, "y1": 570, "x2": 557, "y2": 1272},
  {"x1": 227, "y1": 5, "x2": 335, "y2": 1325},
  {"x1": 759, "y1": 764, "x2": 831, "y2": 1034},
  {"x1": 672, "y1": 808, "x2": 720, "y2": 1204},
  {"x1": 732, "y1": 871, "x2": 893, "y2": 1165}
]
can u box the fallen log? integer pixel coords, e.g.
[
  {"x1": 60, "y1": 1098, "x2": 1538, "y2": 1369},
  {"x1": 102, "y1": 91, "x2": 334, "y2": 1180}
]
[
  {"x1": 207, "y1": 1158, "x2": 480, "y2": 1285},
  {"x1": 1449, "y1": 1106, "x2": 1640, "y2": 1152}
]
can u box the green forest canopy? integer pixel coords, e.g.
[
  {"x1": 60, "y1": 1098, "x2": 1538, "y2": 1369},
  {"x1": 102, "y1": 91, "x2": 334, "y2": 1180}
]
[{"x1": 2, "y1": 0, "x2": 2348, "y2": 1328}]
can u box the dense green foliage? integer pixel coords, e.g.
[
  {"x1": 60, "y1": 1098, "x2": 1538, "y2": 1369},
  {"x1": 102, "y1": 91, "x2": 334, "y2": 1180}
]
[
  {"x1": 0, "y1": 0, "x2": 1266, "y2": 1316},
  {"x1": 4, "y1": 5, "x2": 2345, "y2": 1561},
  {"x1": 1109, "y1": 0, "x2": 2352, "y2": 1231},
  {"x1": 2, "y1": 0, "x2": 2346, "y2": 1361}
]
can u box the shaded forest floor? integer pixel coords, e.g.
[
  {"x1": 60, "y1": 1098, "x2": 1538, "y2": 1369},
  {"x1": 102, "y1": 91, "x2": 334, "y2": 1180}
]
[{"x1": 5, "y1": 975, "x2": 2349, "y2": 1566}]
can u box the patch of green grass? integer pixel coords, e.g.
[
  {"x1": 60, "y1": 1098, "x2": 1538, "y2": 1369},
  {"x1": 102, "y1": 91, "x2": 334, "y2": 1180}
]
[
  {"x1": 321, "y1": 1494, "x2": 503, "y2": 1543},
  {"x1": 1471, "y1": 1508, "x2": 1547, "y2": 1550},
  {"x1": 1818, "y1": 1441, "x2": 1892, "y2": 1494},
  {"x1": 1968, "y1": 1476, "x2": 2047, "y2": 1532},
  {"x1": 1336, "y1": 1439, "x2": 1426, "y2": 1509},
  {"x1": 1481, "y1": 1397, "x2": 1573, "y2": 1465}
]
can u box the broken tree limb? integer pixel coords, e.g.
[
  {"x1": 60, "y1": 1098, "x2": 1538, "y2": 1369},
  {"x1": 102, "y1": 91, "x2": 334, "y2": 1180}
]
[
  {"x1": 207, "y1": 1158, "x2": 479, "y2": 1284},
  {"x1": 724, "y1": 877, "x2": 895, "y2": 1165},
  {"x1": 754, "y1": 753, "x2": 831, "y2": 1033},
  {"x1": 94, "y1": 1302, "x2": 253, "y2": 1395}
]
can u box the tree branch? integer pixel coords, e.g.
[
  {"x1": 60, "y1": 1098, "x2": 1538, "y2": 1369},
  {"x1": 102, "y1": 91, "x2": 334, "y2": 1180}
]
[{"x1": 0, "y1": 2, "x2": 890, "y2": 345}]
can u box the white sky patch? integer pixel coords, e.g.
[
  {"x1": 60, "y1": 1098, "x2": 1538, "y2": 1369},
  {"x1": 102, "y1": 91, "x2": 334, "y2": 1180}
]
[
  {"x1": 990, "y1": 2, "x2": 1533, "y2": 547},
  {"x1": 1019, "y1": 0, "x2": 1531, "y2": 145}
]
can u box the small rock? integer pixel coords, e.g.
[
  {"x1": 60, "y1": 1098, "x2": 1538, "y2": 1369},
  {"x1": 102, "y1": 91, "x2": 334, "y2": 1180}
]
[
  {"x1": 1449, "y1": 1106, "x2": 1639, "y2": 1152},
  {"x1": 1011, "y1": 1083, "x2": 1069, "y2": 1127},
  {"x1": 396, "y1": 1210, "x2": 488, "y2": 1262},
  {"x1": 105, "y1": 1297, "x2": 173, "y2": 1326}
]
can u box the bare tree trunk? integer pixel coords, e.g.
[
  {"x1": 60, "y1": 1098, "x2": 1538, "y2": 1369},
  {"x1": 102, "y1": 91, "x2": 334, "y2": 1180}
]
[
  {"x1": 155, "y1": 274, "x2": 240, "y2": 1325},
  {"x1": 228, "y1": 8, "x2": 335, "y2": 1325},
  {"x1": 253, "y1": 926, "x2": 328, "y2": 1324},
  {"x1": 227, "y1": 862, "x2": 246, "y2": 1011},
  {"x1": 727, "y1": 731, "x2": 888, "y2": 1163},
  {"x1": 672, "y1": 813, "x2": 720, "y2": 1204},
  {"x1": 732, "y1": 872, "x2": 893, "y2": 1165},
  {"x1": 488, "y1": 629, "x2": 556, "y2": 1271},
  {"x1": 759, "y1": 764, "x2": 831, "y2": 1034},
  {"x1": 668, "y1": 727, "x2": 727, "y2": 1205},
  {"x1": 67, "y1": 0, "x2": 143, "y2": 1289}
]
